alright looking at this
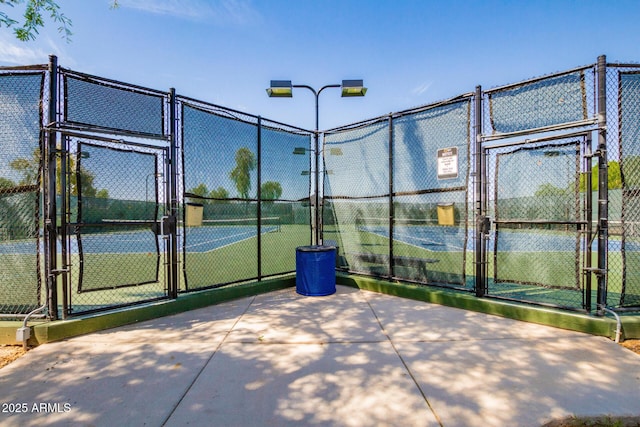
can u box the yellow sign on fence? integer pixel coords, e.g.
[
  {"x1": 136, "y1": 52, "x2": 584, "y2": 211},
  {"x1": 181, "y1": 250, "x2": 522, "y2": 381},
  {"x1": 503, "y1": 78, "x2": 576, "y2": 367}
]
[
  {"x1": 185, "y1": 203, "x2": 203, "y2": 227},
  {"x1": 437, "y1": 203, "x2": 455, "y2": 226}
]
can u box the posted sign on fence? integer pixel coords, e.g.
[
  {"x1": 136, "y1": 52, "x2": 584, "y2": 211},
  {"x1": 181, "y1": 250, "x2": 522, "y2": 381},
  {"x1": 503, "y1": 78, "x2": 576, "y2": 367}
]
[{"x1": 437, "y1": 147, "x2": 458, "y2": 179}]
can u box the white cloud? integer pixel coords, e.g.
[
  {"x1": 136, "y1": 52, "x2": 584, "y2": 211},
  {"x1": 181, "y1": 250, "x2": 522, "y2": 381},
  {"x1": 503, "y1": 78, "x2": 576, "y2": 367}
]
[
  {"x1": 117, "y1": 0, "x2": 261, "y2": 25},
  {"x1": 411, "y1": 81, "x2": 433, "y2": 96},
  {"x1": 0, "y1": 33, "x2": 75, "y2": 67},
  {"x1": 0, "y1": 34, "x2": 48, "y2": 65}
]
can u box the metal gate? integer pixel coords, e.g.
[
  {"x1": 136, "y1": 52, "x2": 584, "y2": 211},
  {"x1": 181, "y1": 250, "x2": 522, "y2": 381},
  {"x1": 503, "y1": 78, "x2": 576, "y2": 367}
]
[
  {"x1": 59, "y1": 135, "x2": 171, "y2": 316},
  {"x1": 483, "y1": 134, "x2": 593, "y2": 310}
]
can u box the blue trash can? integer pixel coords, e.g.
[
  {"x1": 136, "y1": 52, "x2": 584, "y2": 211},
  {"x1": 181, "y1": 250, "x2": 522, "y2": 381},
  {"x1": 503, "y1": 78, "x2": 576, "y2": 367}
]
[{"x1": 296, "y1": 245, "x2": 336, "y2": 296}]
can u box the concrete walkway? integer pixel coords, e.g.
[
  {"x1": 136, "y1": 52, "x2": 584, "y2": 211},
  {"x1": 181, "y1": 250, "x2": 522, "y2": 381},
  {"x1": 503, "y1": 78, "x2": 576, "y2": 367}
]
[{"x1": 1, "y1": 285, "x2": 639, "y2": 427}]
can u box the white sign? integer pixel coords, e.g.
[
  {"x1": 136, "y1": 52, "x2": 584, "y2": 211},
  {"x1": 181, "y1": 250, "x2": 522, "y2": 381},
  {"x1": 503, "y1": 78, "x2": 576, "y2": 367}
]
[{"x1": 437, "y1": 147, "x2": 458, "y2": 179}]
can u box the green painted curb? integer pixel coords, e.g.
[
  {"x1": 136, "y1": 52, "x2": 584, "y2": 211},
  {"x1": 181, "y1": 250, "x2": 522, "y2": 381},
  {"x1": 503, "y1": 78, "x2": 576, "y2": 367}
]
[
  {"x1": 1, "y1": 276, "x2": 295, "y2": 346},
  {"x1": 2, "y1": 272, "x2": 639, "y2": 347},
  {"x1": 336, "y1": 273, "x2": 640, "y2": 340}
]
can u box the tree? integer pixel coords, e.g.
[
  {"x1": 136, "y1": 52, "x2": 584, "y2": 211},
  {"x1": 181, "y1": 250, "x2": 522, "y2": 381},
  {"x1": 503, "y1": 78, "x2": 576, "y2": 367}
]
[
  {"x1": 623, "y1": 157, "x2": 640, "y2": 188},
  {"x1": 96, "y1": 189, "x2": 109, "y2": 199},
  {"x1": 186, "y1": 184, "x2": 229, "y2": 204},
  {"x1": 209, "y1": 187, "x2": 229, "y2": 202},
  {"x1": 579, "y1": 161, "x2": 622, "y2": 191},
  {"x1": 9, "y1": 148, "x2": 100, "y2": 196},
  {"x1": 9, "y1": 154, "x2": 38, "y2": 185},
  {"x1": 188, "y1": 183, "x2": 209, "y2": 199},
  {"x1": 229, "y1": 147, "x2": 256, "y2": 199},
  {"x1": 0, "y1": 0, "x2": 118, "y2": 42},
  {"x1": 535, "y1": 183, "x2": 569, "y2": 197},
  {"x1": 1, "y1": 0, "x2": 72, "y2": 41},
  {"x1": 260, "y1": 181, "x2": 282, "y2": 202},
  {"x1": 0, "y1": 177, "x2": 16, "y2": 188}
]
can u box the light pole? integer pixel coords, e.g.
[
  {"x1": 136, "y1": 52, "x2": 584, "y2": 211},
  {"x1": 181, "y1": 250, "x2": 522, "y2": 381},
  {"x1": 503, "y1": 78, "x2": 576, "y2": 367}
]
[{"x1": 267, "y1": 79, "x2": 367, "y2": 245}]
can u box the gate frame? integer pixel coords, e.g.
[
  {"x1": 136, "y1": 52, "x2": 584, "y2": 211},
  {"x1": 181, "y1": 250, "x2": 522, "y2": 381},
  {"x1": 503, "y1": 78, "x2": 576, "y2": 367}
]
[
  {"x1": 482, "y1": 132, "x2": 593, "y2": 311},
  {"x1": 55, "y1": 132, "x2": 172, "y2": 318}
]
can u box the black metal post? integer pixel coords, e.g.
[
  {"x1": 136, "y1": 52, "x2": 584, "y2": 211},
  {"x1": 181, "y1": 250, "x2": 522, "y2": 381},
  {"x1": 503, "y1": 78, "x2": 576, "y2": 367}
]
[
  {"x1": 59, "y1": 133, "x2": 69, "y2": 319},
  {"x1": 292, "y1": 83, "x2": 340, "y2": 246},
  {"x1": 45, "y1": 55, "x2": 59, "y2": 320},
  {"x1": 257, "y1": 116, "x2": 262, "y2": 279},
  {"x1": 584, "y1": 133, "x2": 593, "y2": 312},
  {"x1": 474, "y1": 85, "x2": 486, "y2": 297},
  {"x1": 388, "y1": 114, "x2": 394, "y2": 278},
  {"x1": 168, "y1": 88, "x2": 179, "y2": 299},
  {"x1": 596, "y1": 55, "x2": 608, "y2": 314}
]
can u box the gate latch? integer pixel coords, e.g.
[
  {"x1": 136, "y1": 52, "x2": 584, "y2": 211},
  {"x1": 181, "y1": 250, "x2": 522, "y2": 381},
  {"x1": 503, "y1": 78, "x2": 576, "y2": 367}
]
[{"x1": 478, "y1": 216, "x2": 491, "y2": 234}]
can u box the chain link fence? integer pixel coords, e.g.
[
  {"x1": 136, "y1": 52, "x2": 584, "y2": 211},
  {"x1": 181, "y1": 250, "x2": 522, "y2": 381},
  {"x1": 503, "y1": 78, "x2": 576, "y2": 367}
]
[
  {"x1": 53, "y1": 68, "x2": 172, "y2": 316},
  {"x1": 2, "y1": 54, "x2": 640, "y2": 318},
  {"x1": 0, "y1": 69, "x2": 46, "y2": 316},
  {"x1": 323, "y1": 97, "x2": 473, "y2": 290},
  {"x1": 610, "y1": 64, "x2": 640, "y2": 309},
  {"x1": 480, "y1": 65, "x2": 598, "y2": 310},
  {"x1": 179, "y1": 98, "x2": 312, "y2": 292},
  {"x1": 483, "y1": 139, "x2": 586, "y2": 309},
  {"x1": 60, "y1": 138, "x2": 169, "y2": 315}
]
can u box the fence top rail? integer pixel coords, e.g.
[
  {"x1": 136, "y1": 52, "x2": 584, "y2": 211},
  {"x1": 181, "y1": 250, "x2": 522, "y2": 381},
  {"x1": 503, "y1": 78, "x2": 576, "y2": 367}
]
[
  {"x1": 607, "y1": 62, "x2": 640, "y2": 69},
  {"x1": 324, "y1": 92, "x2": 474, "y2": 135},
  {"x1": 53, "y1": 129, "x2": 170, "y2": 148},
  {"x1": 60, "y1": 66, "x2": 169, "y2": 98},
  {"x1": 178, "y1": 95, "x2": 313, "y2": 135},
  {"x1": 392, "y1": 91, "x2": 474, "y2": 119},
  {"x1": 49, "y1": 124, "x2": 171, "y2": 143},
  {"x1": 483, "y1": 63, "x2": 595, "y2": 95},
  {"x1": 0, "y1": 64, "x2": 47, "y2": 72},
  {"x1": 480, "y1": 119, "x2": 599, "y2": 143}
]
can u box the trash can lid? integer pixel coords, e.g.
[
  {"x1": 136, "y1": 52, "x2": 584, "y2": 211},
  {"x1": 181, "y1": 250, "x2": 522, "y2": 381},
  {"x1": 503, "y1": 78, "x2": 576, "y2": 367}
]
[{"x1": 296, "y1": 245, "x2": 336, "y2": 252}]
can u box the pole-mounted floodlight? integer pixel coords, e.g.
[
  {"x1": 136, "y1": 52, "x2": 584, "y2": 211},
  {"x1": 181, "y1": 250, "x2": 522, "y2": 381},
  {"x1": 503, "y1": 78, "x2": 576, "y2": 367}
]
[
  {"x1": 266, "y1": 80, "x2": 293, "y2": 97},
  {"x1": 266, "y1": 78, "x2": 367, "y2": 245},
  {"x1": 341, "y1": 80, "x2": 367, "y2": 97}
]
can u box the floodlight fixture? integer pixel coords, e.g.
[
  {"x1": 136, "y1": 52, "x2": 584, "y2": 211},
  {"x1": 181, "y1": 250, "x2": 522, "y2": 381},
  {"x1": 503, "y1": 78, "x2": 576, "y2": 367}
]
[
  {"x1": 266, "y1": 77, "x2": 367, "y2": 245},
  {"x1": 266, "y1": 80, "x2": 293, "y2": 97},
  {"x1": 341, "y1": 79, "x2": 367, "y2": 97}
]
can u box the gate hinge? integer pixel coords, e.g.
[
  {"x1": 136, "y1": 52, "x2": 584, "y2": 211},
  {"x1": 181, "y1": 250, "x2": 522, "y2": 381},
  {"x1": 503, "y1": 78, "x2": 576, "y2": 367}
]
[
  {"x1": 584, "y1": 149, "x2": 604, "y2": 159},
  {"x1": 583, "y1": 267, "x2": 607, "y2": 277},
  {"x1": 50, "y1": 269, "x2": 69, "y2": 276}
]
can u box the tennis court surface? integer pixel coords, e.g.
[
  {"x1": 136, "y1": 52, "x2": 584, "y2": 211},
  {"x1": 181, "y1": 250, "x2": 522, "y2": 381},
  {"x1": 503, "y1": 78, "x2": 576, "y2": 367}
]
[{"x1": 1, "y1": 285, "x2": 638, "y2": 427}]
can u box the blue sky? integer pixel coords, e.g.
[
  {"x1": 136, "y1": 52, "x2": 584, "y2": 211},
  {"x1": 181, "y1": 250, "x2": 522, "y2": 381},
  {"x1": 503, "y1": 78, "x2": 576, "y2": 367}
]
[{"x1": 1, "y1": 0, "x2": 639, "y2": 131}]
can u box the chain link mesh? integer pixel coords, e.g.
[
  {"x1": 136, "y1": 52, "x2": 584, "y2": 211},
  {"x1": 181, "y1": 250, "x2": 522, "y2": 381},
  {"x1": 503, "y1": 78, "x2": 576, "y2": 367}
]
[
  {"x1": 0, "y1": 71, "x2": 44, "y2": 317},
  {"x1": 62, "y1": 139, "x2": 167, "y2": 315},
  {"x1": 611, "y1": 65, "x2": 640, "y2": 308},
  {"x1": 323, "y1": 98, "x2": 472, "y2": 289},
  {"x1": 260, "y1": 123, "x2": 312, "y2": 277},
  {"x1": 180, "y1": 101, "x2": 312, "y2": 291},
  {"x1": 181, "y1": 103, "x2": 258, "y2": 290},
  {"x1": 481, "y1": 67, "x2": 597, "y2": 310},
  {"x1": 485, "y1": 141, "x2": 584, "y2": 308},
  {"x1": 487, "y1": 70, "x2": 589, "y2": 134},
  {"x1": 63, "y1": 71, "x2": 165, "y2": 136},
  {"x1": 324, "y1": 120, "x2": 391, "y2": 277},
  {"x1": 392, "y1": 101, "x2": 471, "y2": 288},
  {"x1": 3, "y1": 57, "x2": 640, "y2": 317}
]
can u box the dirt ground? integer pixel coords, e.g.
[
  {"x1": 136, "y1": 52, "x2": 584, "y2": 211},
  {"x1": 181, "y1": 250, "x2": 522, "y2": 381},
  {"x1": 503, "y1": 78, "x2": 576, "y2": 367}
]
[{"x1": 0, "y1": 345, "x2": 27, "y2": 369}]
